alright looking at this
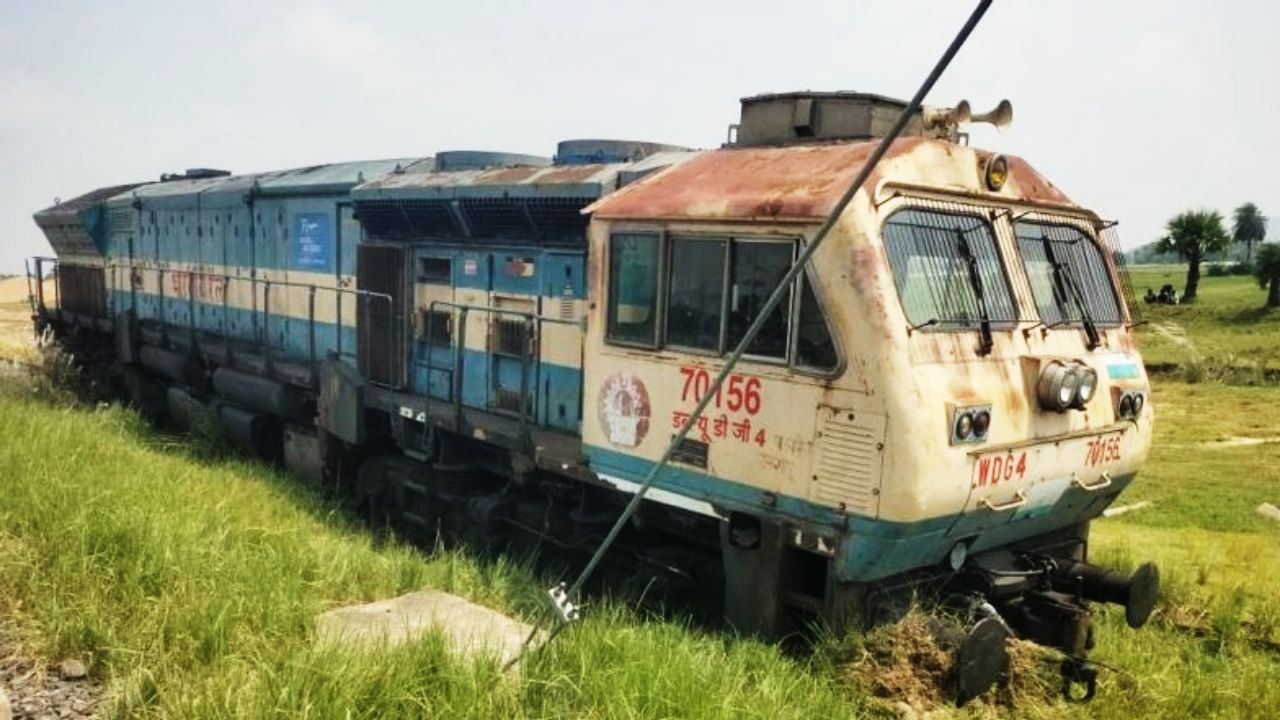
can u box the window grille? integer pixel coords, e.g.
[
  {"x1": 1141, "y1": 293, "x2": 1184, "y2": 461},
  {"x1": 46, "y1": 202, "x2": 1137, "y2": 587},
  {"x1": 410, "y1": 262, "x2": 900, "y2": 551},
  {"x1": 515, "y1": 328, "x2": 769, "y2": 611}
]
[
  {"x1": 1014, "y1": 222, "x2": 1122, "y2": 327},
  {"x1": 882, "y1": 207, "x2": 1020, "y2": 330}
]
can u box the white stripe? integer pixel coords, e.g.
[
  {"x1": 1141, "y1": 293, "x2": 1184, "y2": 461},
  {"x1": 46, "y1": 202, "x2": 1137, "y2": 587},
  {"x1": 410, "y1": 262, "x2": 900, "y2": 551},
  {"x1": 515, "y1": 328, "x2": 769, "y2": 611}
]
[{"x1": 594, "y1": 472, "x2": 725, "y2": 519}]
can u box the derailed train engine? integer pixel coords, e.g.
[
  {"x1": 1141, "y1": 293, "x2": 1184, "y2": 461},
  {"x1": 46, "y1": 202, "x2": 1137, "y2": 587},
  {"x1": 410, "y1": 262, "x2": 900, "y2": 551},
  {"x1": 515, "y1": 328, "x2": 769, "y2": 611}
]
[{"x1": 31, "y1": 91, "x2": 1158, "y2": 699}]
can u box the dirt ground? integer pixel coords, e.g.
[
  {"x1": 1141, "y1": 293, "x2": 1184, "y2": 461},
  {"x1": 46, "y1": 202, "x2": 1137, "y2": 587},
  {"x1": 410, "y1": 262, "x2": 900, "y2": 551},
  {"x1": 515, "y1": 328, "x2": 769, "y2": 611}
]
[{"x1": 0, "y1": 276, "x2": 48, "y2": 362}]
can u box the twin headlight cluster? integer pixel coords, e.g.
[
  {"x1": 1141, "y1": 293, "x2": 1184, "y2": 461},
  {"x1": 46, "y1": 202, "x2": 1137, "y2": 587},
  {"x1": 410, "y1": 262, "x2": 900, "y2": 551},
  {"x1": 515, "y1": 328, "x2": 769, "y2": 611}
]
[
  {"x1": 1116, "y1": 390, "x2": 1146, "y2": 419},
  {"x1": 1036, "y1": 360, "x2": 1099, "y2": 412}
]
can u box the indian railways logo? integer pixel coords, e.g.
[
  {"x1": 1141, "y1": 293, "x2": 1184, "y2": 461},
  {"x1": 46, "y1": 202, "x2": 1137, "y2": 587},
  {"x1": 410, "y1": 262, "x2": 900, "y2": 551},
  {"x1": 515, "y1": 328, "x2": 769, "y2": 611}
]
[{"x1": 597, "y1": 371, "x2": 651, "y2": 448}]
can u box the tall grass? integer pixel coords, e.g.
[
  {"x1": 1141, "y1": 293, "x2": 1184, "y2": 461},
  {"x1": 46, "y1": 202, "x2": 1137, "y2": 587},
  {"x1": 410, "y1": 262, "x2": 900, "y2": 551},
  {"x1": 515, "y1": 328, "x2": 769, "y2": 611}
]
[{"x1": 0, "y1": 392, "x2": 861, "y2": 718}]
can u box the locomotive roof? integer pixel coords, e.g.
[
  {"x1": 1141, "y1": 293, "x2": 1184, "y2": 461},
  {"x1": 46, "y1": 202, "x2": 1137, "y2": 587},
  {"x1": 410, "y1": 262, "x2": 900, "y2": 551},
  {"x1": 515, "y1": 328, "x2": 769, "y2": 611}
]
[
  {"x1": 103, "y1": 158, "x2": 423, "y2": 208},
  {"x1": 586, "y1": 138, "x2": 1074, "y2": 222},
  {"x1": 33, "y1": 182, "x2": 148, "y2": 226},
  {"x1": 352, "y1": 152, "x2": 699, "y2": 201}
]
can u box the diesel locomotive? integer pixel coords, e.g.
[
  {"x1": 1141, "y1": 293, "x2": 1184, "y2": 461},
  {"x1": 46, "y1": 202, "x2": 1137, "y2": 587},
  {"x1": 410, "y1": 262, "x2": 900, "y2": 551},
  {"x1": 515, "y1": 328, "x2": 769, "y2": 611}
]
[{"x1": 30, "y1": 91, "x2": 1158, "y2": 698}]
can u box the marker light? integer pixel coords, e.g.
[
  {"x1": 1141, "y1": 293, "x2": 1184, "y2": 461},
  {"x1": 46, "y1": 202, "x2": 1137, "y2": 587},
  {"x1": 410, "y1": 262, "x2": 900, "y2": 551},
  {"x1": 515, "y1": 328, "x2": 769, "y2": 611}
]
[
  {"x1": 1118, "y1": 394, "x2": 1135, "y2": 419},
  {"x1": 984, "y1": 154, "x2": 1009, "y2": 191},
  {"x1": 972, "y1": 410, "x2": 991, "y2": 437},
  {"x1": 951, "y1": 404, "x2": 992, "y2": 445}
]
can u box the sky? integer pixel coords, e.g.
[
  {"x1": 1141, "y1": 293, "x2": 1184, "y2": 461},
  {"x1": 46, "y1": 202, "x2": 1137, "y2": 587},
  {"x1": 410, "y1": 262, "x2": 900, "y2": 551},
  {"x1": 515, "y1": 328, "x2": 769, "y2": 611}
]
[{"x1": 1, "y1": 0, "x2": 1277, "y2": 273}]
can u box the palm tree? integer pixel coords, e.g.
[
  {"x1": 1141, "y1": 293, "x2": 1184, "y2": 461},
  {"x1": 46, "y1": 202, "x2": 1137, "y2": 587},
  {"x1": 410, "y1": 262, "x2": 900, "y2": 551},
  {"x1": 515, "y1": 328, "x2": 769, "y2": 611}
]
[
  {"x1": 1232, "y1": 203, "x2": 1268, "y2": 263},
  {"x1": 1254, "y1": 244, "x2": 1280, "y2": 308},
  {"x1": 1157, "y1": 210, "x2": 1231, "y2": 303}
]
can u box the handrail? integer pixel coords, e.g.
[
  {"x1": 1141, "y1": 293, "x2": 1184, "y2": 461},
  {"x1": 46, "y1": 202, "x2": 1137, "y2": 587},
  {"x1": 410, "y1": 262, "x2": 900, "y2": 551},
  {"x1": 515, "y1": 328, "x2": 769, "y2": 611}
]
[
  {"x1": 30, "y1": 256, "x2": 398, "y2": 386},
  {"x1": 424, "y1": 299, "x2": 583, "y2": 450}
]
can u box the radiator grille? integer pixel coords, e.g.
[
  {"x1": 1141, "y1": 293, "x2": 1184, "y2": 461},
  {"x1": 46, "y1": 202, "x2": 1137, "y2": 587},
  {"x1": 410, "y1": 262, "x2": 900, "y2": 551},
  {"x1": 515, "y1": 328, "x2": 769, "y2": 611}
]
[
  {"x1": 357, "y1": 244, "x2": 407, "y2": 386},
  {"x1": 812, "y1": 408, "x2": 884, "y2": 515}
]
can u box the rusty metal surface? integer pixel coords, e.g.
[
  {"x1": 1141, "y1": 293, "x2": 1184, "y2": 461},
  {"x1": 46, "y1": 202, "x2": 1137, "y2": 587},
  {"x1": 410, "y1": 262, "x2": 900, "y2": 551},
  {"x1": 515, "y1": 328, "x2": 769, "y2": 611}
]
[{"x1": 587, "y1": 138, "x2": 1078, "y2": 222}]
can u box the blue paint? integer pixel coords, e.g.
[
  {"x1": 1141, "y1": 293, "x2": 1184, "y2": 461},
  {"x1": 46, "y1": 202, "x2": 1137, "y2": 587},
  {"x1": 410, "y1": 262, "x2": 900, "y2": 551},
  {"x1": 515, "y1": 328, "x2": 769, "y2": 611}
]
[
  {"x1": 111, "y1": 289, "x2": 360, "y2": 366},
  {"x1": 1107, "y1": 362, "x2": 1140, "y2": 380}
]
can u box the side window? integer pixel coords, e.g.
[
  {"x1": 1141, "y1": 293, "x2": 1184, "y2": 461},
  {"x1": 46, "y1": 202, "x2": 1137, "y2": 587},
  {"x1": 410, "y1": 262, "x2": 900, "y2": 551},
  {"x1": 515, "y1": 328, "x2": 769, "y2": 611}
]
[
  {"x1": 727, "y1": 240, "x2": 793, "y2": 359},
  {"x1": 607, "y1": 233, "x2": 661, "y2": 346},
  {"x1": 666, "y1": 237, "x2": 727, "y2": 352},
  {"x1": 795, "y1": 271, "x2": 838, "y2": 370},
  {"x1": 418, "y1": 257, "x2": 452, "y2": 284}
]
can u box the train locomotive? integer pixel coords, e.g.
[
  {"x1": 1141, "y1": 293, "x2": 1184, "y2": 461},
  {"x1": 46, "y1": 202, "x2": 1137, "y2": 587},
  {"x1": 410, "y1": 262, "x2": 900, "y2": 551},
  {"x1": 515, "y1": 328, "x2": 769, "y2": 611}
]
[{"x1": 30, "y1": 91, "x2": 1159, "y2": 699}]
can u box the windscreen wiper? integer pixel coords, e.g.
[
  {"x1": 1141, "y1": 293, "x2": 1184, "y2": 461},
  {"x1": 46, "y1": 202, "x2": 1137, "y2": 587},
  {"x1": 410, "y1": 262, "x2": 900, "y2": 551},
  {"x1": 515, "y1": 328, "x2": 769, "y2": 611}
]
[
  {"x1": 955, "y1": 228, "x2": 994, "y2": 356},
  {"x1": 1041, "y1": 235, "x2": 1101, "y2": 349}
]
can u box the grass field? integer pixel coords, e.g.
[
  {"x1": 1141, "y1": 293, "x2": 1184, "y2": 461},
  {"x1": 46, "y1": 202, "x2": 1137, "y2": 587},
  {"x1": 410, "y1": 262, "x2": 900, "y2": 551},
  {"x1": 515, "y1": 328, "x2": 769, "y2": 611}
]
[
  {"x1": 0, "y1": 270, "x2": 1276, "y2": 718},
  {"x1": 1128, "y1": 267, "x2": 1280, "y2": 380}
]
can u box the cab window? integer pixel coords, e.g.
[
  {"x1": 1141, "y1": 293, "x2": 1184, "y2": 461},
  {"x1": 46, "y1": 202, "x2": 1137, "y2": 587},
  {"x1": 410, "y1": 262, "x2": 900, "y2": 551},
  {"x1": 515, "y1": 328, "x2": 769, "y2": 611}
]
[
  {"x1": 666, "y1": 237, "x2": 727, "y2": 352},
  {"x1": 794, "y1": 271, "x2": 838, "y2": 370},
  {"x1": 607, "y1": 233, "x2": 661, "y2": 346},
  {"x1": 1015, "y1": 222, "x2": 1122, "y2": 326},
  {"x1": 882, "y1": 208, "x2": 1018, "y2": 329},
  {"x1": 727, "y1": 240, "x2": 793, "y2": 359}
]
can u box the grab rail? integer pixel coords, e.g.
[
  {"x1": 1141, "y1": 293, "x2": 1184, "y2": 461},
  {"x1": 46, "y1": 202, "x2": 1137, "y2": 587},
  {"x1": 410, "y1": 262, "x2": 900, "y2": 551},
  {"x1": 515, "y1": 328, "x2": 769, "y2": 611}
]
[
  {"x1": 27, "y1": 256, "x2": 397, "y2": 387},
  {"x1": 424, "y1": 300, "x2": 582, "y2": 447}
]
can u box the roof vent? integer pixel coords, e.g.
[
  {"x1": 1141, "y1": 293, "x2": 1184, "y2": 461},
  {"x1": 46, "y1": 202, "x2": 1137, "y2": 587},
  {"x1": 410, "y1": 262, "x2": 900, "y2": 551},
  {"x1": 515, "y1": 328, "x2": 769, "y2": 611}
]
[
  {"x1": 731, "y1": 91, "x2": 1012, "y2": 147},
  {"x1": 731, "y1": 92, "x2": 922, "y2": 147},
  {"x1": 434, "y1": 151, "x2": 551, "y2": 172},
  {"x1": 555, "y1": 139, "x2": 690, "y2": 165},
  {"x1": 160, "y1": 168, "x2": 232, "y2": 182}
]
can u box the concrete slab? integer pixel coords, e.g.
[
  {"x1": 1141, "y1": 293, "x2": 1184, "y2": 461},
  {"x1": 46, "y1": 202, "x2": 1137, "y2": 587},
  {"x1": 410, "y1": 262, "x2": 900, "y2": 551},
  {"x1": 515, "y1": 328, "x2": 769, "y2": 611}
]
[{"x1": 316, "y1": 591, "x2": 542, "y2": 668}]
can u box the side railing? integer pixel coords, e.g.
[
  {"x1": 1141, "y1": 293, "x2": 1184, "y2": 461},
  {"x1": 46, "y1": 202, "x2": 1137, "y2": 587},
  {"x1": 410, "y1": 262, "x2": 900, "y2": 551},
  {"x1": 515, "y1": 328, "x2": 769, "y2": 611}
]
[
  {"x1": 26, "y1": 256, "x2": 61, "y2": 316},
  {"x1": 26, "y1": 256, "x2": 397, "y2": 387},
  {"x1": 424, "y1": 300, "x2": 583, "y2": 443}
]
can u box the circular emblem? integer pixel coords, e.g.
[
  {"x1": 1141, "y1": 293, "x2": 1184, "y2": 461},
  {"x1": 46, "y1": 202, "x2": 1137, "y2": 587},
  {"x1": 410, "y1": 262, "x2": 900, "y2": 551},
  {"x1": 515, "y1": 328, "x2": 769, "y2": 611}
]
[{"x1": 597, "y1": 371, "x2": 651, "y2": 448}]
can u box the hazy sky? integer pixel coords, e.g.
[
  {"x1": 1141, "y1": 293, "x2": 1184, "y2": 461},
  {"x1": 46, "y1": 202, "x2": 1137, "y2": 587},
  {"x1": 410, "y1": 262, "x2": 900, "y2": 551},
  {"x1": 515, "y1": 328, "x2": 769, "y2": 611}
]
[{"x1": 2, "y1": 1, "x2": 1276, "y2": 273}]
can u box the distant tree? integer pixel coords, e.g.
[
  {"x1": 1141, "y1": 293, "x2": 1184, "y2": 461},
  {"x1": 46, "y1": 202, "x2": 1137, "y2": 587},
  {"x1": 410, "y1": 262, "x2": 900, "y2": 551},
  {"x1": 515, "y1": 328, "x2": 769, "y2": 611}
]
[
  {"x1": 1232, "y1": 202, "x2": 1268, "y2": 263},
  {"x1": 1157, "y1": 210, "x2": 1231, "y2": 303},
  {"x1": 1254, "y1": 243, "x2": 1280, "y2": 308}
]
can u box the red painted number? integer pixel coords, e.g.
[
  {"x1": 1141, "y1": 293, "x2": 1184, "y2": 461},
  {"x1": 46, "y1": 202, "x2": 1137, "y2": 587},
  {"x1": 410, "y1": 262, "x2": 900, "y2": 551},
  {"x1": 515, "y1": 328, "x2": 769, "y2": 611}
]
[
  {"x1": 1084, "y1": 436, "x2": 1121, "y2": 467},
  {"x1": 679, "y1": 368, "x2": 762, "y2": 416}
]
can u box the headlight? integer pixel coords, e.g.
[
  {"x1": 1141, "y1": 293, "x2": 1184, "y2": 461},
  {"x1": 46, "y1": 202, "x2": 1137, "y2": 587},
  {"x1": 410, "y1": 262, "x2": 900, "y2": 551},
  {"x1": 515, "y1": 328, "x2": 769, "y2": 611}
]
[
  {"x1": 1059, "y1": 369, "x2": 1080, "y2": 408},
  {"x1": 1073, "y1": 367, "x2": 1099, "y2": 408},
  {"x1": 956, "y1": 412, "x2": 974, "y2": 439},
  {"x1": 1132, "y1": 392, "x2": 1145, "y2": 416},
  {"x1": 1037, "y1": 361, "x2": 1072, "y2": 412}
]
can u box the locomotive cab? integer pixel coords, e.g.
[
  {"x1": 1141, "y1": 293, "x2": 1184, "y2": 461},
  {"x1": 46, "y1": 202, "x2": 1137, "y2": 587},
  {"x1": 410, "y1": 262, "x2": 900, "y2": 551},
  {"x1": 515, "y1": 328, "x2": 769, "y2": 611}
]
[{"x1": 581, "y1": 92, "x2": 1157, "y2": 683}]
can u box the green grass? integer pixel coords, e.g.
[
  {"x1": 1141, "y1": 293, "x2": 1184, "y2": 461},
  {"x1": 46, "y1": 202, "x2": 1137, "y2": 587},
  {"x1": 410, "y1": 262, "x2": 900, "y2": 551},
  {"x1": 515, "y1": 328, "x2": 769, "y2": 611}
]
[
  {"x1": 1128, "y1": 267, "x2": 1280, "y2": 378},
  {"x1": 0, "y1": 387, "x2": 861, "y2": 719}
]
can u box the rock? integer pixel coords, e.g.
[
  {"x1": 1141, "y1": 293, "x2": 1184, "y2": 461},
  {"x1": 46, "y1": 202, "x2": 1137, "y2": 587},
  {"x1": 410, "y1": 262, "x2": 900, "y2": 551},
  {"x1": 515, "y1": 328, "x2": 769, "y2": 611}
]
[
  {"x1": 57, "y1": 659, "x2": 86, "y2": 681},
  {"x1": 1102, "y1": 500, "x2": 1153, "y2": 518},
  {"x1": 0, "y1": 686, "x2": 10, "y2": 720},
  {"x1": 317, "y1": 590, "x2": 543, "y2": 668},
  {"x1": 1258, "y1": 503, "x2": 1280, "y2": 523}
]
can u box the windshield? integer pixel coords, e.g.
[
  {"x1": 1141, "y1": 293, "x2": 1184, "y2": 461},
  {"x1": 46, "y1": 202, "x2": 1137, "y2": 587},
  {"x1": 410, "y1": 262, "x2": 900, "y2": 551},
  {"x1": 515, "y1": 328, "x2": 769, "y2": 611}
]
[
  {"x1": 882, "y1": 208, "x2": 1018, "y2": 330},
  {"x1": 1014, "y1": 221, "x2": 1122, "y2": 326}
]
